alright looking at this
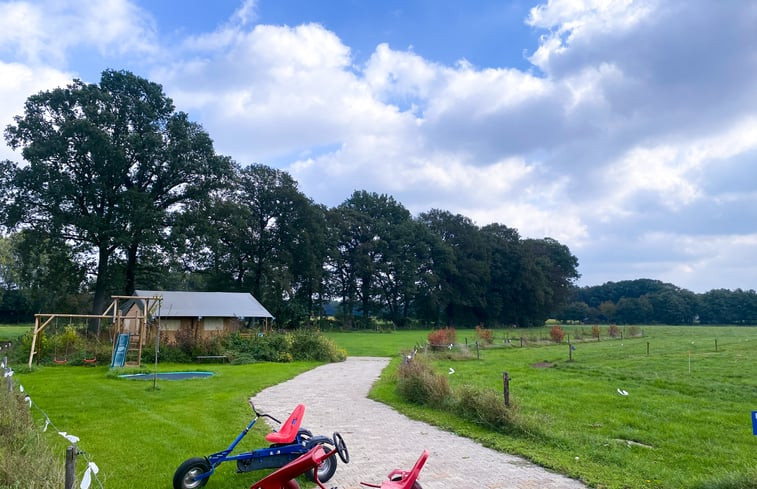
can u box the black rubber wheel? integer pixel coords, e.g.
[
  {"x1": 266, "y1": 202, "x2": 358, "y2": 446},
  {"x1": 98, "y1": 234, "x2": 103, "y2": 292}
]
[
  {"x1": 333, "y1": 432, "x2": 349, "y2": 464},
  {"x1": 173, "y1": 457, "x2": 212, "y2": 489},
  {"x1": 389, "y1": 475, "x2": 421, "y2": 489},
  {"x1": 306, "y1": 446, "x2": 337, "y2": 482}
]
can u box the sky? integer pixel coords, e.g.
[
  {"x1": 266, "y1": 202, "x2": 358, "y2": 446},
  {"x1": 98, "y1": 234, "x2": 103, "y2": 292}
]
[{"x1": 1, "y1": 0, "x2": 756, "y2": 294}]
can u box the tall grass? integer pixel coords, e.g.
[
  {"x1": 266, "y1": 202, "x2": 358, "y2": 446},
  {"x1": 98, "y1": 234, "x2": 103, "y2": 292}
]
[{"x1": 0, "y1": 376, "x2": 63, "y2": 488}]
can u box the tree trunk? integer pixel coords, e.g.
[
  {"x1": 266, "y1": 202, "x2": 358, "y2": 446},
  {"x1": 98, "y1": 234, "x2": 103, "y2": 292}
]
[
  {"x1": 124, "y1": 241, "x2": 138, "y2": 296},
  {"x1": 90, "y1": 245, "x2": 112, "y2": 331}
]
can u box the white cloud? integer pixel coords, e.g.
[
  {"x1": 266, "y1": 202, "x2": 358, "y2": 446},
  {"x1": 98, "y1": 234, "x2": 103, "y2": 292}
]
[
  {"x1": 0, "y1": 61, "x2": 73, "y2": 160},
  {"x1": 0, "y1": 0, "x2": 157, "y2": 66}
]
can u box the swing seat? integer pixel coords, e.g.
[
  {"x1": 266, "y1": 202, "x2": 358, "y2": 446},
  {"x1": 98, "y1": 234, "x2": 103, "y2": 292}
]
[
  {"x1": 53, "y1": 357, "x2": 67, "y2": 365},
  {"x1": 83, "y1": 357, "x2": 97, "y2": 364}
]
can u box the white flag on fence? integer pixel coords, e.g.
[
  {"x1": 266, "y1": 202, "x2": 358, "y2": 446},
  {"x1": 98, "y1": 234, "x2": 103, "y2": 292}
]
[
  {"x1": 80, "y1": 462, "x2": 99, "y2": 489},
  {"x1": 58, "y1": 432, "x2": 80, "y2": 443}
]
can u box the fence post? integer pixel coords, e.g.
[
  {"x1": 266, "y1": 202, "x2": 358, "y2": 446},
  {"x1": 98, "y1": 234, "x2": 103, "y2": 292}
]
[
  {"x1": 503, "y1": 372, "x2": 510, "y2": 407},
  {"x1": 715, "y1": 339, "x2": 718, "y2": 352},
  {"x1": 568, "y1": 341, "x2": 573, "y2": 361},
  {"x1": 476, "y1": 341, "x2": 480, "y2": 360},
  {"x1": 647, "y1": 342, "x2": 650, "y2": 356},
  {"x1": 65, "y1": 445, "x2": 77, "y2": 489}
]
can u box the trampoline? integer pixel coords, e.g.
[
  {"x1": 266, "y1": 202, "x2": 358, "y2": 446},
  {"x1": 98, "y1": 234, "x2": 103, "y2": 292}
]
[{"x1": 118, "y1": 371, "x2": 214, "y2": 381}]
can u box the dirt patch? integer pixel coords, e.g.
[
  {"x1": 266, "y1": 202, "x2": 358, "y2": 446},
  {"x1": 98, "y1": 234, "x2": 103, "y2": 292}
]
[{"x1": 531, "y1": 362, "x2": 555, "y2": 368}]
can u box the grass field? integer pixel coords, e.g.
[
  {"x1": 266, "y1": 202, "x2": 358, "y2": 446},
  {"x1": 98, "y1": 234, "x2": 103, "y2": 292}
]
[
  {"x1": 8, "y1": 325, "x2": 757, "y2": 489},
  {"x1": 332, "y1": 326, "x2": 757, "y2": 489},
  {"x1": 0, "y1": 324, "x2": 32, "y2": 342}
]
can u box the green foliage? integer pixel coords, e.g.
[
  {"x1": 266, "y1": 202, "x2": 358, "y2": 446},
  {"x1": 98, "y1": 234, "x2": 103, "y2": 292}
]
[
  {"x1": 0, "y1": 382, "x2": 63, "y2": 488},
  {"x1": 396, "y1": 356, "x2": 452, "y2": 407},
  {"x1": 452, "y1": 384, "x2": 519, "y2": 432},
  {"x1": 289, "y1": 330, "x2": 346, "y2": 362}
]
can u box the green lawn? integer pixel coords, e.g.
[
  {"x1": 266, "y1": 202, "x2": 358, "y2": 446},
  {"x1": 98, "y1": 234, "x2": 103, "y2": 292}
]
[
  {"x1": 0, "y1": 324, "x2": 32, "y2": 342},
  {"x1": 14, "y1": 362, "x2": 319, "y2": 489}
]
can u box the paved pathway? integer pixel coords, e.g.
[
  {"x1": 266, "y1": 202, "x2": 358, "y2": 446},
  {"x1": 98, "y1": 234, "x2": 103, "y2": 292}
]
[{"x1": 251, "y1": 357, "x2": 587, "y2": 489}]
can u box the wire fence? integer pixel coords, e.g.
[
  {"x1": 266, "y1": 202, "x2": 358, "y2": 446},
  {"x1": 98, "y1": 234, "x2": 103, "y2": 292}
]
[{"x1": 2, "y1": 356, "x2": 104, "y2": 489}]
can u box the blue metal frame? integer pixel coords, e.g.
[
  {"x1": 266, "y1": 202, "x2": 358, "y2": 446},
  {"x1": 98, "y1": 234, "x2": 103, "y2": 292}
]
[{"x1": 189, "y1": 413, "x2": 331, "y2": 483}]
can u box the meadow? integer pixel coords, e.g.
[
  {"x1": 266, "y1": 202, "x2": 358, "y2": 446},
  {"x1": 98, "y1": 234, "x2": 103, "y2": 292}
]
[
  {"x1": 337, "y1": 326, "x2": 757, "y2": 489},
  {"x1": 4, "y1": 325, "x2": 757, "y2": 489}
]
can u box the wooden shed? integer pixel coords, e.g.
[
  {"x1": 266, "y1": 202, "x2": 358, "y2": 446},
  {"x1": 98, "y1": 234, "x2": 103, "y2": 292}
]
[{"x1": 128, "y1": 290, "x2": 274, "y2": 343}]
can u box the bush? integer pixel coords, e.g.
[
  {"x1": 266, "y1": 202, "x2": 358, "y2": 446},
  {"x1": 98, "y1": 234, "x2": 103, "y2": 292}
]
[
  {"x1": 397, "y1": 357, "x2": 451, "y2": 408},
  {"x1": 549, "y1": 325, "x2": 565, "y2": 343},
  {"x1": 592, "y1": 325, "x2": 601, "y2": 340},
  {"x1": 427, "y1": 327, "x2": 456, "y2": 351},
  {"x1": 453, "y1": 384, "x2": 519, "y2": 432},
  {"x1": 608, "y1": 324, "x2": 621, "y2": 338},
  {"x1": 627, "y1": 325, "x2": 641, "y2": 337},
  {"x1": 289, "y1": 331, "x2": 346, "y2": 362},
  {"x1": 475, "y1": 325, "x2": 494, "y2": 344}
]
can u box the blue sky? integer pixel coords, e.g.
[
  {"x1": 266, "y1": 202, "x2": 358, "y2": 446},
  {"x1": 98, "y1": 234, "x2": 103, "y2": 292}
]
[{"x1": 1, "y1": 0, "x2": 756, "y2": 293}]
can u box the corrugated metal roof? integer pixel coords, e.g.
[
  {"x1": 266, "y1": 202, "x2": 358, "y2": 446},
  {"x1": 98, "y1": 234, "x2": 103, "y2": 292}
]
[{"x1": 136, "y1": 290, "x2": 274, "y2": 319}]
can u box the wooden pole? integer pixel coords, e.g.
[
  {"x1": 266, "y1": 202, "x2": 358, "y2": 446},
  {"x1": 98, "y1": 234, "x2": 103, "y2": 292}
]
[
  {"x1": 65, "y1": 446, "x2": 77, "y2": 489},
  {"x1": 503, "y1": 372, "x2": 511, "y2": 407}
]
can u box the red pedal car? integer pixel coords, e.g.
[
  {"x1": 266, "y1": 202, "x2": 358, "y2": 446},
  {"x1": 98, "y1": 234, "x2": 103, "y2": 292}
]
[{"x1": 249, "y1": 433, "x2": 428, "y2": 489}]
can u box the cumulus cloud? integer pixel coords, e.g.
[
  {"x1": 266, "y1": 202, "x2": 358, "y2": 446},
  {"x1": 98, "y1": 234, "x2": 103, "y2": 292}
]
[{"x1": 0, "y1": 0, "x2": 158, "y2": 67}]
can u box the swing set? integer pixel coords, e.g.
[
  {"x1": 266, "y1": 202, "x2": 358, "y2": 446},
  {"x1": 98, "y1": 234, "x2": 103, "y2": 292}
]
[{"x1": 27, "y1": 294, "x2": 163, "y2": 369}]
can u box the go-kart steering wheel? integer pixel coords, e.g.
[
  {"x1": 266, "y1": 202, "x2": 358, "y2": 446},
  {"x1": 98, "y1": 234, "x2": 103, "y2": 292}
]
[{"x1": 333, "y1": 432, "x2": 349, "y2": 464}]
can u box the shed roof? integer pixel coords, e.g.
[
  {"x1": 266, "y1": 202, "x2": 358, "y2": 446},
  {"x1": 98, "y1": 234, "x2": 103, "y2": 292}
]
[{"x1": 135, "y1": 290, "x2": 274, "y2": 319}]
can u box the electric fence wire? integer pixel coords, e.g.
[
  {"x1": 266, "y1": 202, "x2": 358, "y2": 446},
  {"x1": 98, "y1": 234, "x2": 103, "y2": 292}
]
[{"x1": 2, "y1": 359, "x2": 104, "y2": 489}]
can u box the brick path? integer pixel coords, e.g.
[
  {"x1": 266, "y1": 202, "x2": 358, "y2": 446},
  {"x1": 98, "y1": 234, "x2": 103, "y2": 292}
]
[{"x1": 251, "y1": 357, "x2": 587, "y2": 489}]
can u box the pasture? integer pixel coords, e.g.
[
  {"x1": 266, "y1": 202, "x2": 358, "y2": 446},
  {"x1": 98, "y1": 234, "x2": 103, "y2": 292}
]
[{"x1": 352, "y1": 325, "x2": 757, "y2": 489}]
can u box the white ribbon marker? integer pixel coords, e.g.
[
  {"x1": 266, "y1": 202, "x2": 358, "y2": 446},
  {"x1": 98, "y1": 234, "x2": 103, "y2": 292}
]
[
  {"x1": 80, "y1": 462, "x2": 99, "y2": 489},
  {"x1": 58, "y1": 432, "x2": 80, "y2": 443},
  {"x1": 617, "y1": 389, "x2": 629, "y2": 396},
  {"x1": 448, "y1": 367, "x2": 455, "y2": 374}
]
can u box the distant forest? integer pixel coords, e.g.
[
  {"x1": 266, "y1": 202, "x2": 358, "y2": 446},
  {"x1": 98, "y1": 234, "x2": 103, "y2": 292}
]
[
  {"x1": 0, "y1": 70, "x2": 753, "y2": 328},
  {"x1": 555, "y1": 279, "x2": 757, "y2": 326}
]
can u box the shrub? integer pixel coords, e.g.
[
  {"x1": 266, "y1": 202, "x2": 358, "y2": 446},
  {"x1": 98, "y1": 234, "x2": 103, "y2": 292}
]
[
  {"x1": 289, "y1": 331, "x2": 346, "y2": 362},
  {"x1": 397, "y1": 357, "x2": 451, "y2": 408},
  {"x1": 608, "y1": 324, "x2": 621, "y2": 338},
  {"x1": 453, "y1": 384, "x2": 519, "y2": 432},
  {"x1": 592, "y1": 325, "x2": 601, "y2": 340},
  {"x1": 549, "y1": 325, "x2": 565, "y2": 343},
  {"x1": 475, "y1": 325, "x2": 494, "y2": 344},
  {"x1": 427, "y1": 327, "x2": 456, "y2": 351},
  {"x1": 627, "y1": 325, "x2": 641, "y2": 337}
]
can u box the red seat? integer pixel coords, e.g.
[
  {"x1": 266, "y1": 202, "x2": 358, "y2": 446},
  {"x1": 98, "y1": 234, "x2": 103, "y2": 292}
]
[
  {"x1": 380, "y1": 450, "x2": 429, "y2": 489},
  {"x1": 265, "y1": 404, "x2": 305, "y2": 444}
]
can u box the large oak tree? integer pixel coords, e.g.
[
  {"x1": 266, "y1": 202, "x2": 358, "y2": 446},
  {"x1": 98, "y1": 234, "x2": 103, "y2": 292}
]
[{"x1": 2, "y1": 70, "x2": 231, "y2": 315}]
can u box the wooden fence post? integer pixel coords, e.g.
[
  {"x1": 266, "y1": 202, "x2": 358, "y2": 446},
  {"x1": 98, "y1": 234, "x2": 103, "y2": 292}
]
[
  {"x1": 65, "y1": 446, "x2": 77, "y2": 489},
  {"x1": 503, "y1": 372, "x2": 511, "y2": 407}
]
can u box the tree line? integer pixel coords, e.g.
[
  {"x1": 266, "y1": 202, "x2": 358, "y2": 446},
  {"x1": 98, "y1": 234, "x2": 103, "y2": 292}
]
[
  {"x1": 555, "y1": 278, "x2": 757, "y2": 325},
  {"x1": 0, "y1": 70, "x2": 580, "y2": 328}
]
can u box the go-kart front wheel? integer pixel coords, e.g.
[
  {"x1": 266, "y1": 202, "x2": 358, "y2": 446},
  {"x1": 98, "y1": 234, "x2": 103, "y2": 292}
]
[
  {"x1": 173, "y1": 457, "x2": 212, "y2": 489},
  {"x1": 306, "y1": 446, "x2": 337, "y2": 482}
]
